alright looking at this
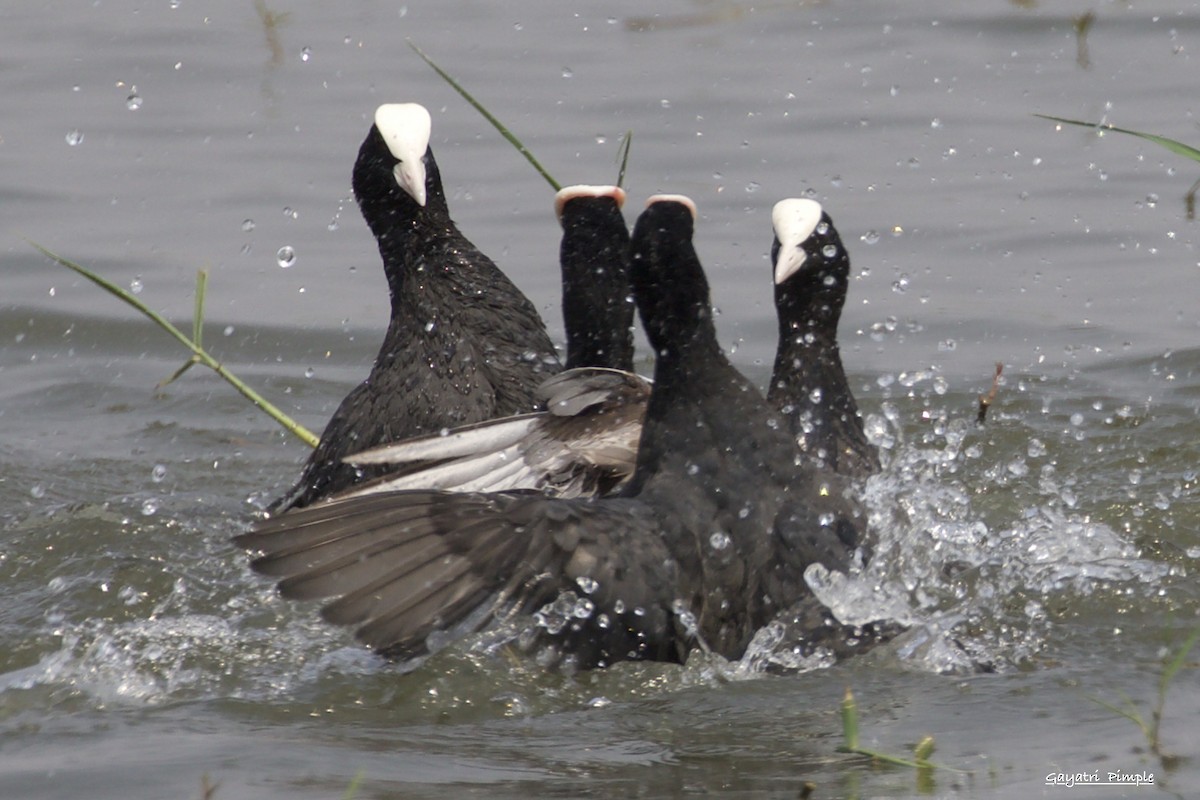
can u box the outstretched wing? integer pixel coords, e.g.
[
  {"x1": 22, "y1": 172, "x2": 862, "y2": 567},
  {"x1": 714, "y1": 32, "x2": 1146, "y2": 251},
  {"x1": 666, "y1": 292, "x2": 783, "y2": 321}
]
[
  {"x1": 341, "y1": 368, "x2": 649, "y2": 499},
  {"x1": 235, "y1": 488, "x2": 688, "y2": 667}
]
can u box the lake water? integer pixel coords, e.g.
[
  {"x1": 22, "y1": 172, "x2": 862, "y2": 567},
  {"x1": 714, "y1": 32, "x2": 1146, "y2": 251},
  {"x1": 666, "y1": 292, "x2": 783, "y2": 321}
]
[{"x1": 4, "y1": 1, "x2": 1200, "y2": 798}]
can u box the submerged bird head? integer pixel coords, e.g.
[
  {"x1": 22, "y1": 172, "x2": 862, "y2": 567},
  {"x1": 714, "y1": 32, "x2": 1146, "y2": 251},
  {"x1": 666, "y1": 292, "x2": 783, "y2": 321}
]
[
  {"x1": 770, "y1": 198, "x2": 851, "y2": 336},
  {"x1": 555, "y1": 185, "x2": 635, "y2": 371},
  {"x1": 630, "y1": 194, "x2": 721, "y2": 362}
]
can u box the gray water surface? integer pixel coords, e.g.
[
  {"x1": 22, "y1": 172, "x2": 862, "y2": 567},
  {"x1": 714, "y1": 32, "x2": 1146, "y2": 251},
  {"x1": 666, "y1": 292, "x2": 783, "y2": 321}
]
[{"x1": 3, "y1": 2, "x2": 1200, "y2": 798}]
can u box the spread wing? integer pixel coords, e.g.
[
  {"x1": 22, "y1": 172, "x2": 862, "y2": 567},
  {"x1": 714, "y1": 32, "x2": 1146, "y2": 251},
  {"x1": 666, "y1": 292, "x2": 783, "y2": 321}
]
[
  {"x1": 341, "y1": 368, "x2": 649, "y2": 499},
  {"x1": 235, "y1": 489, "x2": 689, "y2": 667}
]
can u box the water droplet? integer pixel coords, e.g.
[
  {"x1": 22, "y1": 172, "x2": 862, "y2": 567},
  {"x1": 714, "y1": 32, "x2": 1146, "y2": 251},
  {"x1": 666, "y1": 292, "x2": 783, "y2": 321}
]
[
  {"x1": 30, "y1": 485, "x2": 46, "y2": 499},
  {"x1": 561, "y1": 67, "x2": 573, "y2": 79},
  {"x1": 151, "y1": 464, "x2": 167, "y2": 483},
  {"x1": 860, "y1": 230, "x2": 880, "y2": 245},
  {"x1": 223, "y1": 325, "x2": 235, "y2": 336},
  {"x1": 65, "y1": 129, "x2": 84, "y2": 146},
  {"x1": 808, "y1": 387, "x2": 823, "y2": 404},
  {"x1": 241, "y1": 219, "x2": 256, "y2": 232},
  {"x1": 575, "y1": 576, "x2": 599, "y2": 594},
  {"x1": 818, "y1": 512, "x2": 835, "y2": 526},
  {"x1": 816, "y1": 221, "x2": 829, "y2": 235},
  {"x1": 892, "y1": 274, "x2": 909, "y2": 293},
  {"x1": 141, "y1": 498, "x2": 159, "y2": 516},
  {"x1": 129, "y1": 276, "x2": 144, "y2": 294},
  {"x1": 304, "y1": 367, "x2": 315, "y2": 378},
  {"x1": 822, "y1": 244, "x2": 838, "y2": 258},
  {"x1": 745, "y1": 182, "x2": 761, "y2": 194},
  {"x1": 282, "y1": 206, "x2": 298, "y2": 220},
  {"x1": 300, "y1": 46, "x2": 312, "y2": 62},
  {"x1": 660, "y1": 98, "x2": 671, "y2": 109},
  {"x1": 276, "y1": 245, "x2": 296, "y2": 268},
  {"x1": 1069, "y1": 412, "x2": 1084, "y2": 427},
  {"x1": 125, "y1": 93, "x2": 142, "y2": 111},
  {"x1": 709, "y1": 531, "x2": 731, "y2": 550}
]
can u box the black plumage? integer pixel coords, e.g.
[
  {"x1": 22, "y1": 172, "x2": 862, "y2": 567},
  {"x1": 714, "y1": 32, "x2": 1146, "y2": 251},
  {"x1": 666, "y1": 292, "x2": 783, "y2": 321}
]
[
  {"x1": 238, "y1": 195, "x2": 876, "y2": 670},
  {"x1": 556, "y1": 185, "x2": 636, "y2": 372},
  {"x1": 768, "y1": 199, "x2": 880, "y2": 477},
  {"x1": 341, "y1": 185, "x2": 646, "y2": 499},
  {"x1": 271, "y1": 104, "x2": 561, "y2": 511},
  {"x1": 342, "y1": 196, "x2": 878, "y2": 499}
]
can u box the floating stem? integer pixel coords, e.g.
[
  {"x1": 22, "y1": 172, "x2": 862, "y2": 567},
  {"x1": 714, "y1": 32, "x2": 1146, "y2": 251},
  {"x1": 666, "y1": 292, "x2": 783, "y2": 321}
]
[{"x1": 30, "y1": 241, "x2": 319, "y2": 448}]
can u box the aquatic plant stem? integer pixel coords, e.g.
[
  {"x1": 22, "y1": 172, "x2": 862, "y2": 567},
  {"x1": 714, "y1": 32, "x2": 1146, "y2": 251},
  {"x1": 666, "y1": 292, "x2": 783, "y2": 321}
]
[
  {"x1": 30, "y1": 241, "x2": 319, "y2": 448},
  {"x1": 408, "y1": 40, "x2": 562, "y2": 192},
  {"x1": 1088, "y1": 626, "x2": 1200, "y2": 763},
  {"x1": 1036, "y1": 114, "x2": 1200, "y2": 218},
  {"x1": 837, "y1": 687, "x2": 964, "y2": 774},
  {"x1": 616, "y1": 130, "x2": 633, "y2": 190}
]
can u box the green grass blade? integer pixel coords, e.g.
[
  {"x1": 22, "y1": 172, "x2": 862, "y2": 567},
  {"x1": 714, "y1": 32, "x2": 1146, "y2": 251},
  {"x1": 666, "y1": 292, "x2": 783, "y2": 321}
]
[
  {"x1": 158, "y1": 356, "x2": 199, "y2": 389},
  {"x1": 1035, "y1": 114, "x2": 1200, "y2": 163},
  {"x1": 837, "y1": 688, "x2": 968, "y2": 774},
  {"x1": 408, "y1": 40, "x2": 561, "y2": 191},
  {"x1": 341, "y1": 769, "x2": 365, "y2": 800},
  {"x1": 193, "y1": 269, "x2": 208, "y2": 348},
  {"x1": 31, "y1": 240, "x2": 202, "y2": 356},
  {"x1": 1085, "y1": 692, "x2": 1149, "y2": 737},
  {"x1": 839, "y1": 686, "x2": 859, "y2": 751},
  {"x1": 31, "y1": 241, "x2": 320, "y2": 449},
  {"x1": 1159, "y1": 626, "x2": 1200, "y2": 691},
  {"x1": 616, "y1": 130, "x2": 633, "y2": 189}
]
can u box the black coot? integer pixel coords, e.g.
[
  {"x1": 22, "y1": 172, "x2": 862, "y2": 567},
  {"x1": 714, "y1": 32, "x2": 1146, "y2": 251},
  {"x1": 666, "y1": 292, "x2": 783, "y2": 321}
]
[
  {"x1": 341, "y1": 195, "x2": 879, "y2": 500},
  {"x1": 271, "y1": 103, "x2": 561, "y2": 511},
  {"x1": 769, "y1": 198, "x2": 880, "y2": 477},
  {"x1": 237, "y1": 195, "x2": 874, "y2": 670},
  {"x1": 341, "y1": 184, "x2": 647, "y2": 499}
]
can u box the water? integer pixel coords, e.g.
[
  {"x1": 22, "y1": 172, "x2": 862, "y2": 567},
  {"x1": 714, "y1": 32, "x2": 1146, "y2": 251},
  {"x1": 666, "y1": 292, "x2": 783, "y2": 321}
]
[{"x1": 4, "y1": 2, "x2": 1200, "y2": 797}]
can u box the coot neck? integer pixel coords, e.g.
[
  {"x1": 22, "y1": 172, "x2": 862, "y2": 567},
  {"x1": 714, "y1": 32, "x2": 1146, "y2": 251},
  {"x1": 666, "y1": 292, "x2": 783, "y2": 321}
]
[{"x1": 557, "y1": 196, "x2": 634, "y2": 371}]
